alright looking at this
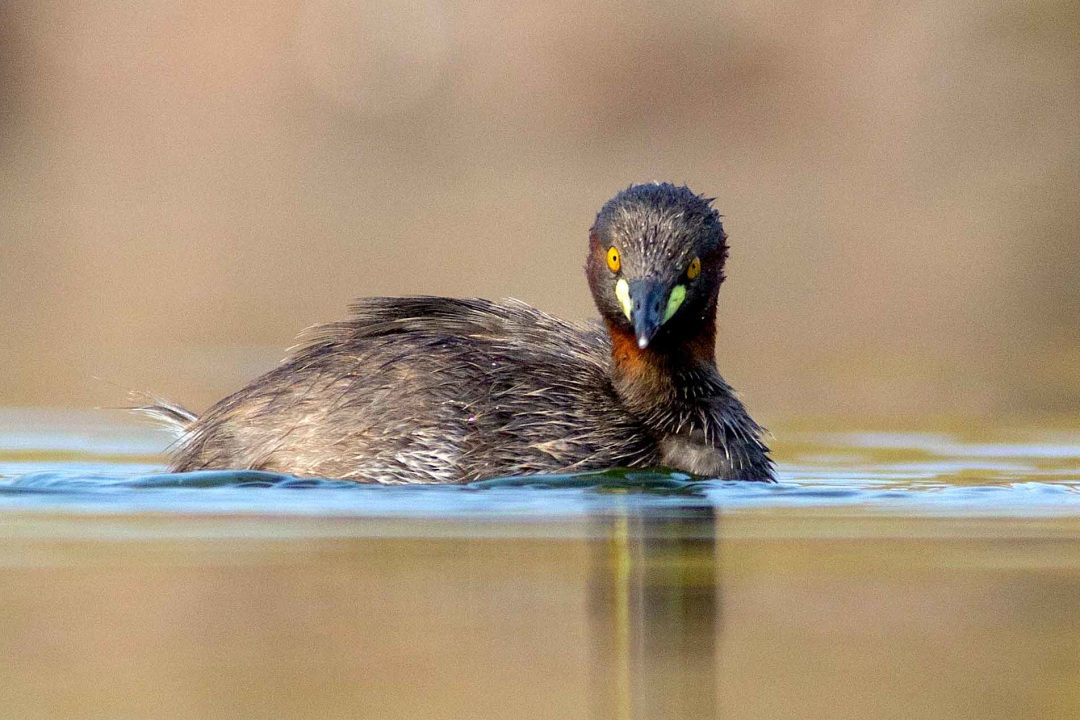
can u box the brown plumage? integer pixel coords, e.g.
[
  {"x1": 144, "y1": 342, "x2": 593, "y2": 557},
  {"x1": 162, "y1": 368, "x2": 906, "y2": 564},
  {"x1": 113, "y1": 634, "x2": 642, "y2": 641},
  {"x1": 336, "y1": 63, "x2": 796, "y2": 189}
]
[{"x1": 145, "y1": 183, "x2": 774, "y2": 483}]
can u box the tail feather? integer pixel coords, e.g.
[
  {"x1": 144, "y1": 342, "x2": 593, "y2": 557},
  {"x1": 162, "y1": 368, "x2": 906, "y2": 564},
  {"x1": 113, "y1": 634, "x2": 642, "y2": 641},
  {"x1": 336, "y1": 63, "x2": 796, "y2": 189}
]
[{"x1": 131, "y1": 396, "x2": 198, "y2": 437}]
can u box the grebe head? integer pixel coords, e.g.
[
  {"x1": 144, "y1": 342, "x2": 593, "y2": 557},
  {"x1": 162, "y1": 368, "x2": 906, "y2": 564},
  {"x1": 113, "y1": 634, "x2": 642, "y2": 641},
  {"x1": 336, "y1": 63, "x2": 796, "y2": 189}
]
[{"x1": 586, "y1": 183, "x2": 728, "y2": 352}]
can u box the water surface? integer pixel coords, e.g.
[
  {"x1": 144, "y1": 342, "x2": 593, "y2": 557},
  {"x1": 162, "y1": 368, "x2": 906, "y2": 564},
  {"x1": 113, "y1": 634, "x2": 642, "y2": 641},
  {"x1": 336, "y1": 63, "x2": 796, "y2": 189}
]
[{"x1": 0, "y1": 409, "x2": 1077, "y2": 720}]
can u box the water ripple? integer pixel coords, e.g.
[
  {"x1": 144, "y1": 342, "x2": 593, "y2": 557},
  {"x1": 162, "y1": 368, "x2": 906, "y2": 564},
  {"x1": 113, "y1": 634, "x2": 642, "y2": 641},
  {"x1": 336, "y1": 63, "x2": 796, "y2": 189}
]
[
  {"x1": 0, "y1": 466, "x2": 1077, "y2": 519},
  {"x1": 0, "y1": 416, "x2": 1077, "y2": 520}
]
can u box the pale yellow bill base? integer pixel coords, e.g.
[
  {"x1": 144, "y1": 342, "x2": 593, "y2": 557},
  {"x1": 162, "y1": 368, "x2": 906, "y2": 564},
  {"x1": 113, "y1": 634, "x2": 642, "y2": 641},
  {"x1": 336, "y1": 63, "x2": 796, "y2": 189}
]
[
  {"x1": 664, "y1": 285, "x2": 686, "y2": 323},
  {"x1": 615, "y1": 278, "x2": 632, "y2": 321}
]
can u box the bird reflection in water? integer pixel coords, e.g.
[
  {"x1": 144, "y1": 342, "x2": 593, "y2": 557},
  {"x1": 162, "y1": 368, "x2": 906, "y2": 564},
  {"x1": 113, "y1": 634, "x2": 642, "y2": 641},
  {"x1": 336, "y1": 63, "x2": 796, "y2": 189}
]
[{"x1": 589, "y1": 491, "x2": 720, "y2": 720}]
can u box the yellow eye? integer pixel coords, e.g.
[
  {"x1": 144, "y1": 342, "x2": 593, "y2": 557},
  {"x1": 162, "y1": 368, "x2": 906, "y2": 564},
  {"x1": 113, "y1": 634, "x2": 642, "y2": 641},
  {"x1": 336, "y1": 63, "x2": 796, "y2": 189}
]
[
  {"x1": 606, "y1": 246, "x2": 621, "y2": 273},
  {"x1": 687, "y1": 256, "x2": 701, "y2": 280}
]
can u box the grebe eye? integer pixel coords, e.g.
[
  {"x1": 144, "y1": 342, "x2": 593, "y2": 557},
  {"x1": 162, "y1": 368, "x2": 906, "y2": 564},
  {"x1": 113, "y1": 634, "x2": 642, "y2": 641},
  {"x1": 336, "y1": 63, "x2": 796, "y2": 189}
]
[
  {"x1": 687, "y1": 256, "x2": 701, "y2": 280},
  {"x1": 606, "y1": 246, "x2": 621, "y2": 273}
]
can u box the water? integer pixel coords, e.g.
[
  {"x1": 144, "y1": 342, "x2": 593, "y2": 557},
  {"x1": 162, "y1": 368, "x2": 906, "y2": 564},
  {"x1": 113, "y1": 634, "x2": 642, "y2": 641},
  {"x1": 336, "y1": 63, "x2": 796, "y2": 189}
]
[{"x1": 1, "y1": 409, "x2": 1078, "y2": 720}]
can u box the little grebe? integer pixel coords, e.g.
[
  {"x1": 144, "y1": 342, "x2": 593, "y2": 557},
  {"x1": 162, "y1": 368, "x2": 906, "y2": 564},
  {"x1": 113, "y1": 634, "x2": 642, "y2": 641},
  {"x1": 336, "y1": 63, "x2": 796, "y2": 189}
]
[{"x1": 147, "y1": 183, "x2": 774, "y2": 483}]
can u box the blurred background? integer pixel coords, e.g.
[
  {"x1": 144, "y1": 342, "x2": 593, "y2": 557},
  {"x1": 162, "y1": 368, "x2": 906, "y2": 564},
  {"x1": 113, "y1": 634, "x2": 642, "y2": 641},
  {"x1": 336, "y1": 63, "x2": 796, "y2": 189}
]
[{"x1": 0, "y1": 0, "x2": 1076, "y2": 420}]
